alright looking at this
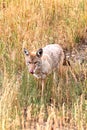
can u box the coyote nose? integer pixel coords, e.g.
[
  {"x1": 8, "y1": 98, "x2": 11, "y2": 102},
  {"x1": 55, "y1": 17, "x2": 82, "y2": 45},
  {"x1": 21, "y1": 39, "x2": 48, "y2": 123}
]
[{"x1": 29, "y1": 70, "x2": 34, "y2": 74}]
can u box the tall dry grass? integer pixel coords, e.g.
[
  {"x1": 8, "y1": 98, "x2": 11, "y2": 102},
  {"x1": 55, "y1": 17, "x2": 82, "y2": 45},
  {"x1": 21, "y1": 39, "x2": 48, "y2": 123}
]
[{"x1": 0, "y1": 0, "x2": 87, "y2": 129}]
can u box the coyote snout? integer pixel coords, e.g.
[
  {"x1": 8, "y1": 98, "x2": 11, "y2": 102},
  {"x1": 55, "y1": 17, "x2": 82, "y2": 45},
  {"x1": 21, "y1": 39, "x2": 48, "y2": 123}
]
[{"x1": 24, "y1": 44, "x2": 64, "y2": 97}]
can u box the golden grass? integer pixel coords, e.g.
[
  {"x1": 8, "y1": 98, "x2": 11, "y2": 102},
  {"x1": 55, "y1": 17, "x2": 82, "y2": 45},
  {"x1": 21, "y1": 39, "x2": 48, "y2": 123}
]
[
  {"x1": 0, "y1": 75, "x2": 20, "y2": 130},
  {"x1": 0, "y1": 0, "x2": 87, "y2": 129}
]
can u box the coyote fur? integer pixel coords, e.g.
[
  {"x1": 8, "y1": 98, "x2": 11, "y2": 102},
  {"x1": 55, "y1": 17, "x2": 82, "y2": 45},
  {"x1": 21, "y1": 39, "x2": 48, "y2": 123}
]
[{"x1": 24, "y1": 44, "x2": 64, "y2": 97}]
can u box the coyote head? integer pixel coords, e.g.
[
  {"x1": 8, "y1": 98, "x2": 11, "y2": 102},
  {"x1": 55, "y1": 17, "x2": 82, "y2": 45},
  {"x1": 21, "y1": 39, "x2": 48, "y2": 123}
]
[{"x1": 24, "y1": 48, "x2": 43, "y2": 75}]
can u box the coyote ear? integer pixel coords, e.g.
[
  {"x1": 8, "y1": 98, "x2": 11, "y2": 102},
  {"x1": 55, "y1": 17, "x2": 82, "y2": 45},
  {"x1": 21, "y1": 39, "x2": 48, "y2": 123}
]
[
  {"x1": 24, "y1": 48, "x2": 29, "y2": 56},
  {"x1": 36, "y1": 48, "x2": 43, "y2": 58}
]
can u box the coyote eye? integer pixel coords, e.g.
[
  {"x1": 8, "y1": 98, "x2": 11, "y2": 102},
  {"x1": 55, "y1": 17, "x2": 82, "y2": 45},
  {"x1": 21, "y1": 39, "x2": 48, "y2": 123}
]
[
  {"x1": 29, "y1": 61, "x2": 32, "y2": 64},
  {"x1": 27, "y1": 61, "x2": 32, "y2": 65},
  {"x1": 34, "y1": 61, "x2": 37, "y2": 64}
]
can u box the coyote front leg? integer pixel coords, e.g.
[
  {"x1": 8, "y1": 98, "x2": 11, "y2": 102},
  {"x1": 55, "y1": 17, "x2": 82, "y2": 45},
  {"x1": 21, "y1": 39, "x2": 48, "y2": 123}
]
[{"x1": 41, "y1": 79, "x2": 45, "y2": 97}]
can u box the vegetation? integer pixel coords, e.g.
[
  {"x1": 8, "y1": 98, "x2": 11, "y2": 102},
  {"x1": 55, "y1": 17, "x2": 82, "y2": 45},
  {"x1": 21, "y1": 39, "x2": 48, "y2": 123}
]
[{"x1": 0, "y1": 0, "x2": 87, "y2": 129}]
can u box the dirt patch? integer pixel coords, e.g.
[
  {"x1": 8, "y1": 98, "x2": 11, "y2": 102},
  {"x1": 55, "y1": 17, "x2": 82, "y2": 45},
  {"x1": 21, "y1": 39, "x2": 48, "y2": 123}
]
[{"x1": 65, "y1": 42, "x2": 87, "y2": 65}]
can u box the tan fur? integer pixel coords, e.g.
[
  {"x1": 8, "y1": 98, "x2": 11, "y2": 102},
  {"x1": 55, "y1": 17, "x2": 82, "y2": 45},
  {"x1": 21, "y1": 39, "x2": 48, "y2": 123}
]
[{"x1": 24, "y1": 44, "x2": 64, "y2": 97}]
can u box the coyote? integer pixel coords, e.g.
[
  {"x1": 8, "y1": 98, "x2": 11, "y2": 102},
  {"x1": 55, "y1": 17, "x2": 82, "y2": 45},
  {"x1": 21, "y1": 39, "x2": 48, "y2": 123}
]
[{"x1": 24, "y1": 44, "x2": 64, "y2": 97}]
